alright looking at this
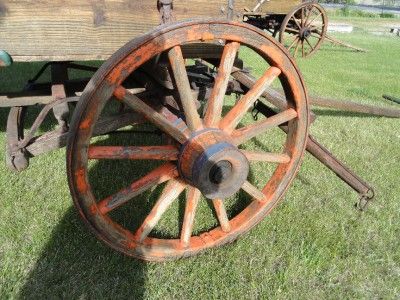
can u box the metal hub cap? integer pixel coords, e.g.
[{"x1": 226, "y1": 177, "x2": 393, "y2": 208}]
[{"x1": 178, "y1": 129, "x2": 249, "y2": 199}]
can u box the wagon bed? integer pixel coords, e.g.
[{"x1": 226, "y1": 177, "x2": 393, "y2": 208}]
[{"x1": 0, "y1": 0, "x2": 301, "y2": 62}]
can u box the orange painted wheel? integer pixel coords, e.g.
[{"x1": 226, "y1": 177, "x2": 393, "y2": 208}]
[
  {"x1": 279, "y1": 3, "x2": 328, "y2": 58},
  {"x1": 67, "y1": 20, "x2": 310, "y2": 261}
]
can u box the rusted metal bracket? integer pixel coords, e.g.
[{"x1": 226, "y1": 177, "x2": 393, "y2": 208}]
[
  {"x1": 253, "y1": 100, "x2": 375, "y2": 210},
  {"x1": 227, "y1": 0, "x2": 235, "y2": 20},
  {"x1": 158, "y1": 0, "x2": 174, "y2": 24},
  {"x1": 51, "y1": 63, "x2": 71, "y2": 132}
]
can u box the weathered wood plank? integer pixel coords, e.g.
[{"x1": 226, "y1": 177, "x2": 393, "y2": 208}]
[{"x1": 0, "y1": 0, "x2": 300, "y2": 62}]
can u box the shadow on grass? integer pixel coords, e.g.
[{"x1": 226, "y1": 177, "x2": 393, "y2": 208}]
[
  {"x1": 18, "y1": 207, "x2": 147, "y2": 299},
  {"x1": 17, "y1": 133, "x2": 158, "y2": 299}
]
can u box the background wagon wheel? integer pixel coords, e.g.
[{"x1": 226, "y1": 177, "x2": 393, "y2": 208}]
[
  {"x1": 279, "y1": 2, "x2": 328, "y2": 58},
  {"x1": 67, "y1": 20, "x2": 310, "y2": 261}
]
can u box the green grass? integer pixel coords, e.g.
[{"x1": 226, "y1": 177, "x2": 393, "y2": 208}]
[{"x1": 1, "y1": 19, "x2": 400, "y2": 299}]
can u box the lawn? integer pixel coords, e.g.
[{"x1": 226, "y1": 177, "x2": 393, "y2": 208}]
[{"x1": 0, "y1": 17, "x2": 400, "y2": 299}]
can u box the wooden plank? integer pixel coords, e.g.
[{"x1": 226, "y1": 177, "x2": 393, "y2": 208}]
[
  {"x1": 0, "y1": 0, "x2": 300, "y2": 62},
  {"x1": 0, "y1": 1, "x2": 160, "y2": 61}
]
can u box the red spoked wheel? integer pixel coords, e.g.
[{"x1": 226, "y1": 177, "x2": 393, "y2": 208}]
[
  {"x1": 67, "y1": 20, "x2": 310, "y2": 261},
  {"x1": 279, "y1": 2, "x2": 328, "y2": 58}
]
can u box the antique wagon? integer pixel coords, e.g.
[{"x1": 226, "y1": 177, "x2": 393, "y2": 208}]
[
  {"x1": 0, "y1": 0, "x2": 376, "y2": 261},
  {"x1": 243, "y1": 0, "x2": 328, "y2": 58}
]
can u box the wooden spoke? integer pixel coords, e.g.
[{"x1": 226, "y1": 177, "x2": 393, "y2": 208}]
[
  {"x1": 302, "y1": 41, "x2": 305, "y2": 57},
  {"x1": 307, "y1": 12, "x2": 322, "y2": 27},
  {"x1": 242, "y1": 181, "x2": 266, "y2": 202},
  {"x1": 219, "y1": 67, "x2": 281, "y2": 133},
  {"x1": 305, "y1": 37, "x2": 315, "y2": 52},
  {"x1": 309, "y1": 25, "x2": 323, "y2": 33},
  {"x1": 294, "y1": 40, "x2": 301, "y2": 58},
  {"x1": 304, "y1": 6, "x2": 315, "y2": 26},
  {"x1": 212, "y1": 199, "x2": 231, "y2": 233},
  {"x1": 285, "y1": 27, "x2": 300, "y2": 34},
  {"x1": 97, "y1": 163, "x2": 179, "y2": 214},
  {"x1": 288, "y1": 36, "x2": 300, "y2": 51},
  {"x1": 134, "y1": 179, "x2": 186, "y2": 242},
  {"x1": 88, "y1": 145, "x2": 179, "y2": 161},
  {"x1": 301, "y1": 8, "x2": 305, "y2": 27},
  {"x1": 204, "y1": 42, "x2": 240, "y2": 127},
  {"x1": 232, "y1": 108, "x2": 297, "y2": 145},
  {"x1": 291, "y1": 17, "x2": 302, "y2": 30},
  {"x1": 242, "y1": 151, "x2": 291, "y2": 164},
  {"x1": 180, "y1": 187, "x2": 201, "y2": 247},
  {"x1": 311, "y1": 33, "x2": 323, "y2": 39},
  {"x1": 114, "y1": 86, "x2": 189, "y2": 144},
  {"x1": 168, "y1": 46, "x2": 203, "y2": 131}
]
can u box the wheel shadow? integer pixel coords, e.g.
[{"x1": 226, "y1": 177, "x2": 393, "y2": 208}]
[
  {"x1": 18, "y1": 131, "x2": 152, "y2": 299},
  {"x1": 17, "y1": 206, "x2": 147, "y2": 299}
]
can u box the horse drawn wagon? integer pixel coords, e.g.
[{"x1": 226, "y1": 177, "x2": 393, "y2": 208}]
[{"x1": 0, "y1": 0, "x2": 389, "y2": 261}]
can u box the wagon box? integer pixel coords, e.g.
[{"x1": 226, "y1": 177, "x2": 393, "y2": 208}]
[{"x1": 0, "y1": 0, "x2": 309, "y2": 62}]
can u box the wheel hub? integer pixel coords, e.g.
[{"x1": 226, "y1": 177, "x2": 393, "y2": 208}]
[
  {"x1": 209, "y1": 160, "x2": 233, "y2": 185},
  {"x1": 301, "y1": 28, "x2": 312, "y2": 39},
  {"x1": 178, "y1": 129, "x2": 249, "y2": 199}
]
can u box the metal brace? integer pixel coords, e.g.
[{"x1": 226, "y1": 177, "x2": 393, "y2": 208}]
[
  {"x1": 227, "y1": 0, "x2": 235, "y2": 20},
  {"x1": 158, "y1": 0, "x2": 174, "y2": 24},
  {"x1": 357, "y1": 190, "x2": 375, "y2": 212}
]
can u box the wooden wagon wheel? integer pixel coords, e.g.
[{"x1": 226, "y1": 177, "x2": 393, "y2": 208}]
[
  {"x1": 67, "y1": 20, "x2": 310, "y2": 261},
  {"x1": 279, "y1": 2, "x2": 328, "y2": 58}
]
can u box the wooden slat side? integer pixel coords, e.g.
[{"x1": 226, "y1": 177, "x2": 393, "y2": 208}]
[{"x1": 0, "y1": 0, "x2": 301, "y2": 61}]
